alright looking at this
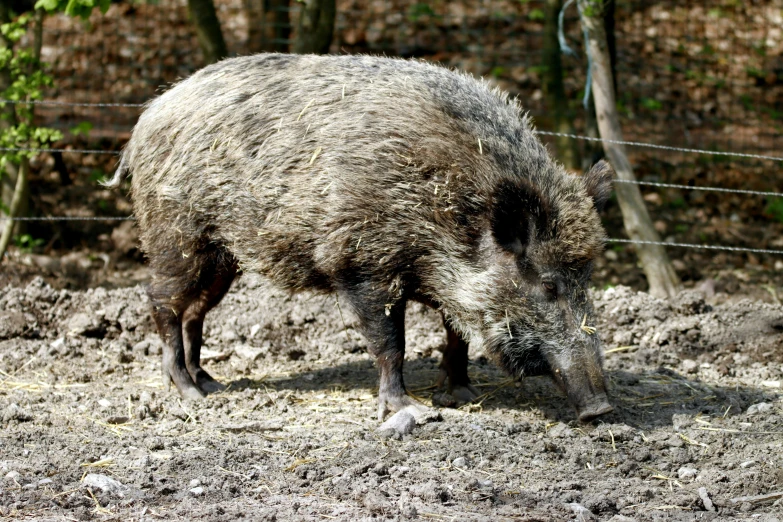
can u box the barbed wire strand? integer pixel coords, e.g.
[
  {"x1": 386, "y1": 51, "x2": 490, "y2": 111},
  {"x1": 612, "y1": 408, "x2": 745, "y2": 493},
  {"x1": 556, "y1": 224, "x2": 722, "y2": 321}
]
[
  {"x1": 3, "y1": 131, "x2": 783, "y2": 163},
  {"x1": 535, "y1": 130, "x2": 783, "y2": 162},
  {"x1": 0, "y1": 147, "x2": 118, "y2": 155},
  {"x1": 0, "y1": 99, "x2": 144, "y2": 108},
  {"x1": 608, "y1": 239, "x2": 783, "y2": 256},
  {"x1": 0, "y1": 216, "x2": 133, "y2": 221},
  {"x1": 0, "y1": 214, "x2": 781, "y2": 255},
  {"x1": 614, "y1": 179, "x2": 782, "y2": 198}
]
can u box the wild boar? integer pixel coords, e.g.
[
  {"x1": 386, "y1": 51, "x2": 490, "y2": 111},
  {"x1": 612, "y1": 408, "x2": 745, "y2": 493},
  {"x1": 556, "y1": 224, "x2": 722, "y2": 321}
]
[{"x1": 106, "y1": 54, "x2": 614, "y2": 432}]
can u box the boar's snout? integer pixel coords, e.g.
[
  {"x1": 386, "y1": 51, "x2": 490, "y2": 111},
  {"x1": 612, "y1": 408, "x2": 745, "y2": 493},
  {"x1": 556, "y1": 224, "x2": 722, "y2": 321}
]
[
  {"x1": 551, "y1": 354, "x2": 613, "y2": 422},
  {"x1": 576, "y1": 394, "x2": 614, "y2": 422}
]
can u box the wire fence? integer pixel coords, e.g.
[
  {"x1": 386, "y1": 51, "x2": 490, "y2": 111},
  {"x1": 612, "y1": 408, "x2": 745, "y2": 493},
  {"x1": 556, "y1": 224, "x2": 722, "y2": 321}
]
[
  {"x1": 1, "y1": 99, "x2": 782, "y2": 259},
  {"x1": 2, "y1": 1, "x2": 783, "y2": 263}
]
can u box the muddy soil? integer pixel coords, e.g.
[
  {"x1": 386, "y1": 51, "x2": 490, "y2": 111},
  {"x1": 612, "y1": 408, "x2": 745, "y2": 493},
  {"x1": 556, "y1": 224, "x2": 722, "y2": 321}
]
[{"x1": 1, "y1": 276, "x2": 782, "y2": 521}]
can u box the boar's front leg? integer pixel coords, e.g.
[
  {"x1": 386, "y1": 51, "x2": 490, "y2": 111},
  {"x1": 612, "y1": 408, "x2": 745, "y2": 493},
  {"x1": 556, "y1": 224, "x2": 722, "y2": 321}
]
[
  {"x1": 338, "y1": 280, "x2": 434, "y2": 433},
  {"x1": 436, "y1": 318, "x2": 479, "y2": 404}
]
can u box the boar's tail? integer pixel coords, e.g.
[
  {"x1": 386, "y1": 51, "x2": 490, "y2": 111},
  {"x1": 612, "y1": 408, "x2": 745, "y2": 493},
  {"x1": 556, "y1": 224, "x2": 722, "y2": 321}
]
[{"x1": 102, "y1": 154, "x2": 129, "y2": 189}]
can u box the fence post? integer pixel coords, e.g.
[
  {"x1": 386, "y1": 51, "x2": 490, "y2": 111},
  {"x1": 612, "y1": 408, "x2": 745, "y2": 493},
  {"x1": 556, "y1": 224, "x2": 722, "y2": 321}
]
[{"x1": 578, "y1": 0, "x2": 680, "y2": 299}]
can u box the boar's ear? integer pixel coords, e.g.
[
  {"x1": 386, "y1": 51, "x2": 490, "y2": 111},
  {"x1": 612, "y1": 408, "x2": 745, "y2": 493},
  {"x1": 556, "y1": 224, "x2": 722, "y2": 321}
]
[
  {"x1": 491, "y1": 179, "x2": 551, "y2": 255},
  {"x1": 583, "y1": 160, "x2": 614, "y2": 212}
]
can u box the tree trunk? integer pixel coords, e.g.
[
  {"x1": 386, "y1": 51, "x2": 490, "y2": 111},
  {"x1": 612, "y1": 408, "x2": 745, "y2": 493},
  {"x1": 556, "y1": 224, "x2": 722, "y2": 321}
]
[
  {"x1": 581, "y1": 0, "x2": 615, "y2": 171},
  {"x1": 291, "y1": 0, "x2": 335, "y2": 54},
  {"x1": 0, "y1": 158, "x2": 29, "y2": 259},
  {"x1": 578, "y1": 0, "x2": 680, "y2": 299},
  {"x1": 542, "y1": 0, "x2": 579, "y2": 170},
  {"x1": 0, "y1": 1, "x2": 17, "y2": 218},
  {"x1": 187, "y1": 0, "x2": 228, "y2": 64},
  {"x1": 246, "y1": 0, "x2": 291, "y2": 53}
]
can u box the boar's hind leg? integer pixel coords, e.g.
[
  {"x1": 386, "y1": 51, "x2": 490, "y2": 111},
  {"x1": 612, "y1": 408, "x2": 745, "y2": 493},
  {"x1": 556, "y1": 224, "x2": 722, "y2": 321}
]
[
  {"x1": 149, "y1": 287, "x2": 205, "y2": 401},
  {"x1": 436, "y1": 318, "x2": 479, "y2": 404},
  {"x1": 181, "y1": 252, "x2": 238, "y2": 394},
  {"x1": 147, "y1": 247, "x2": 236, "y2": 400}
]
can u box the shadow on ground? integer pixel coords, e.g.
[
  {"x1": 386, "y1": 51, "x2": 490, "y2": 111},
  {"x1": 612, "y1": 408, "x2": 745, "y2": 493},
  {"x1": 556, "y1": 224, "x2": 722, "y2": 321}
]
[{"x1": 222, "y1": 357, "x2": 780, "y2": 430}]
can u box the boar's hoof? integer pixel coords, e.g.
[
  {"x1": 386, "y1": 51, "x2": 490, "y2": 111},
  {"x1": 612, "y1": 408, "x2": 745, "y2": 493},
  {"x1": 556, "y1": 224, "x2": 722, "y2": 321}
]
[
  {"x1": 452, "y1": 384, "x2": 480, "y2": 404},
  {"x1": 577, "y1": 402, "x2": 614, "y2": 422},
  {"x1": 180, "y1": 384, "x2": 207, "y2": 401},
  {"x1": 432, "y1": 385, "x2": 480, "y2": 408},
  {"x1": 163, "y1": 369, "x2": 205, "y2": 401},
  {"x1": 199, "y1": 379, "x2": 226, "y2": 394},
  {"x1": 192, "y1": 369, "x2": 226, "y2": 394}
]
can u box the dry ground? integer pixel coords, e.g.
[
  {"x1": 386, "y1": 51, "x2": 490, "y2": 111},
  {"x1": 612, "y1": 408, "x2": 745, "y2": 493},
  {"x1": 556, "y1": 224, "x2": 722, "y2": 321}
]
[{"x1": 1, "y1": 275, "x2": 782, "y2": 521}]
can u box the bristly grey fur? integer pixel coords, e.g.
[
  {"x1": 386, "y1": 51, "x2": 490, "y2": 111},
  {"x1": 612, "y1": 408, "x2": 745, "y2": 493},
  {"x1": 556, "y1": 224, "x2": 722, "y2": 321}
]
[{"x1": 112, "y1": 53, "x2": 614, "y2": 419}]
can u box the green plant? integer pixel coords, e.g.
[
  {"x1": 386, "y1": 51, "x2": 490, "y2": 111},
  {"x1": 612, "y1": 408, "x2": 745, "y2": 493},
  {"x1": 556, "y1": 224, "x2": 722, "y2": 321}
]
[
  {"x1": 640, "y1": 97, "x2": 663, "y2": 111},
  {"x1": 0, "y1": 0, "x2": 110, "y2": 260},
  {"x1": 14, "y1": 233, "x2": 44, "y2": 252},
  {"x1": 528, "y1": 8, "x2": 545, "y2": 21},
  {"x1": 0, "y1": 15, "x2": 64, "y2": 170},
  {"x1": 89, "y1": 168, "x2": 106, "y2": 183},
  {"x1": 35, "y1": 0, "x2": 110, "y2": 18},
  {"x1": 765, "y1": 198, "x2": 783, "y2": 223},
  {"x1": 70, "y1": 121, "x2": 93, "y2": 137},
  {"x1": 668, "y1": 197, "x2": 687, "y2": 210},
  {"x1": 490, "y1": 66, "x2": 505, "y2": 78},
  {"x1": 407, "y1": 3, "x2": 437, "y2": 22}
]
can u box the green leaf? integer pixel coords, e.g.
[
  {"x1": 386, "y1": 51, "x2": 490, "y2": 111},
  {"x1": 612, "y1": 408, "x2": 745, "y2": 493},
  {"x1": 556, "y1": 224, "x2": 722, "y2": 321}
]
[
  {"x1": 70, "y1": 121, "x2": 93, "y2": 137},
  {"x1": 35, "y1": 0, "x2": 62, "y2": 12}
]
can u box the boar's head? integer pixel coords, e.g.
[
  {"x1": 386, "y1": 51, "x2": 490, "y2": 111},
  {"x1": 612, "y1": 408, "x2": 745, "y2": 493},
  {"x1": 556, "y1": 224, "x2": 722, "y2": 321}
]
[{"x1": 480, "y1": 160, "x2": 614, "y2": 421}]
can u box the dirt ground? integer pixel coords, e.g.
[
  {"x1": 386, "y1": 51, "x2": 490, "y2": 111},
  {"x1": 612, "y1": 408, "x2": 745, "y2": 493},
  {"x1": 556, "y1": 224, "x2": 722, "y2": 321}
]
[{"x1": 1, "y1": 272, "x2": 782, "y2": 521}]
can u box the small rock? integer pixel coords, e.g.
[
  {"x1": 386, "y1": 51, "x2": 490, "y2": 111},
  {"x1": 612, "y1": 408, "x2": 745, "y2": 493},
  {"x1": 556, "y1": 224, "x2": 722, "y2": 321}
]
[
  {"x1": 37, "y1": 478, "x2": 53, "y2": 487},
  {"x1": 5, "y1": 470, "x2": 20, "y2": 481},
  {"x1": 604, "y1": 250, "x2": 618, "y2": 261},
  {"x1": 548, "y1": 422, "x2": 575, "y2": 438},
  {"x1": 200, "y1": 348, "x2": 230, "y2": 362},
  {"x1": 3, "y1": 403, "x2": 33, "y2": 423},
  {"x1": 234, "y1": 344, "x2": 264, "y2": 361},
  {"x1": 607, "y1": 516, "x2": 637, "y2": 522},
  {"x1": 761, "y1": 380, "x2": 781, "y2": 389},
  {"x1": 775, "y1": 260, "x2": 783, "y2": 271},
  {"x1": 189, "y1": 486, "x2": 204, "y2": 496},
  {"x1": 747, "y1": 402, "x2": 773, "y2": 415},
  {"x1": 568, "y1": 502, "x2": 595, "y2": 521},
  {"x1": 83, "y1": 473, "x2": 127, "y2": 497},
  {"x1": 431, "y1": 391, "x2": 457, "y2": 408},
  {"x1": 220, "y1": 328, "x2": 238, "y2": 342},
  {"x1": 363, "y1": 490, "x2": 390, "y2": 514},
  {"x1": 98, "y1": 399, "x2": 112, "y2": 409},
  {"x1": 698, "y1": 487, "x2": 715, "y2": 512},
  {"x1": 681, "y1": 359, "x2": 698, "y2": 374},
  {"x1": 132, "y1": 340, "x2": 150, "y2": 355},
  {"x1": 378, "y1": 410, "x2": 416, "y2": 438},
  {"x1": 739, "y1": 460, "x2": 756, "y2": 469},
  {"x1": 672, "y1": 414, "x2": 691, "y2": 431},
  {"x1": 451, "y1": 457, "x2": 468, "y2": 468},
  {"x1": 250, "y1": 324, "x2": 261, "y2": 338},
  {"x1": 189, "y1": 479, "x2": 201, "y2": 488},
  {"x1": 67, "y1": 312, "x2": 104, "y2": 337},
  {"x1": 677, "y1": 467, "x2": 698, "y2": 480}
]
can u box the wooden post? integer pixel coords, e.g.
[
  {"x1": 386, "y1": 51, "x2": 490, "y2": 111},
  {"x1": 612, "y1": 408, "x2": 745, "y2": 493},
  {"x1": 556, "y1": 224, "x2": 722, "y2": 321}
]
[{"x1": 578, "y1": 0, "x2": 680, "y2": 298}]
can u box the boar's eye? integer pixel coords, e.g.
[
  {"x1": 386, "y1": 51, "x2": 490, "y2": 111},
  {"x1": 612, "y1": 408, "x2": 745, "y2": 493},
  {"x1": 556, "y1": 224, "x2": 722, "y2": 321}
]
[{"x1": 542, "y1": 281, "x2": 556, "y2": 294}]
